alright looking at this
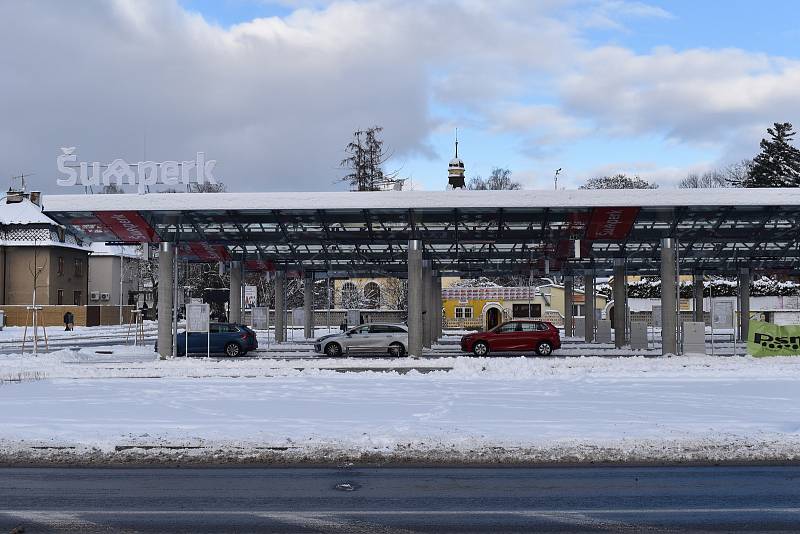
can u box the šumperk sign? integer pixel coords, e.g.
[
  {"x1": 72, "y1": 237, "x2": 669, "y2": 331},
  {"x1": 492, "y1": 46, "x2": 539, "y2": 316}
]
[
  {"x1": 57, "y1": 147, "x2": 217, "y2": 194},
  {"x1": 747, "y1": 320, "x2": 800, "y2": 357}
]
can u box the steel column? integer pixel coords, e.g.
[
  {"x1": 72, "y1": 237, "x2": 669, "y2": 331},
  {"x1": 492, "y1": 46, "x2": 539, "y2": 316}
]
[
  {"x1": 229, "y1": 260, "x2": 242, "y2": 324},
  {"x1": 274, "y1": 270, "x2": 286, "y2": 343},
  {"x1": 693, "y1": 273, "x2": 704, "y2": 323},
  {"x1": 738, "y1": 268, "x2": 751, "y2": 342},
  {"x1": 408, "y1": 240, "x2": 424, "y2": 357},
  {"x1": 660, "y1": 238, "x2": 678, "y2": 355},
  {"x1": 304, "y1": 273, "x2": 314, "y2": 339},
  {"x1": 583, "y1": 271, "x2": 595, "y2": 343},
  {"x1": 422, "y1": 260, "x2": 432, "y2": 348},
  {"x1": 157, "y1": 242, "x2": 174, "y2": 360},
  {"x1": 613, "y1": 258, "x2": 626, "y2": 348},
  {"x1": 563, "y1": 276, "x2": 574, "y2": 337}
]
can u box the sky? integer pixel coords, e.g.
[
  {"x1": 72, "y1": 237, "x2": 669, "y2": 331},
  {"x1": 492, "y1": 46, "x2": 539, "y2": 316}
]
[{"x1": 1, "y1": 0, "x2": 799, "y2": 193}]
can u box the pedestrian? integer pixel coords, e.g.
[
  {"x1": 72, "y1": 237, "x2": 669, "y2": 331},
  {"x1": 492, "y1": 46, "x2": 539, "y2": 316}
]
[{"x1": 63, "y1": 311, "x2": 74, "y2": 331}]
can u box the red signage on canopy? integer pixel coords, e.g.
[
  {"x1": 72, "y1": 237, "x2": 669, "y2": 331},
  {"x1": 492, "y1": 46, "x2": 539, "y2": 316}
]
[
  {"x1": 94, "y1": 211, "x2": 159, "y2": 242},
  {"x1": 244, "y1": 259, "x2": 275, "y2": 272},
  {"x1": 586, "y1": 207, "x2": 640, "y2": 240},
  {"x1": 186, "y1": 242, "x2": 231, "y2": 262}
]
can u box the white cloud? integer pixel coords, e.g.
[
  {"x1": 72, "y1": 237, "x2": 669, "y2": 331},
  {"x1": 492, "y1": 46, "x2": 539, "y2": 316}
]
[
  {"x1": 561, "y1": 46, "x2": 800, "y2": 147},
  {"x1": 0, "y1": 0, "x2": 797, "y2": 194}
]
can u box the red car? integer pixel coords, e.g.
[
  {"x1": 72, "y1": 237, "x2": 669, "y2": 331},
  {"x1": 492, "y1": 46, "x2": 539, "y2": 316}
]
[{"x1": 460, "y1": 320, "x2": 561, "y2": 356}]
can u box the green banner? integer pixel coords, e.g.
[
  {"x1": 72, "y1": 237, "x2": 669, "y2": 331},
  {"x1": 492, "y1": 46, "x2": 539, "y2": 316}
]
[{"x1": 747, "y1": 320, "x2": 800, "y2": 357}]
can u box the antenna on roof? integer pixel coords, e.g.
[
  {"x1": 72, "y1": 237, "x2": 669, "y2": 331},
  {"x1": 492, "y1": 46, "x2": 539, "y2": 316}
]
[
  {"x1": 455, "y1": 128, "x2": 458, "y2": 158},
  {"x1": 10, "y1": 172, "x2": 35, "y2": 193}
]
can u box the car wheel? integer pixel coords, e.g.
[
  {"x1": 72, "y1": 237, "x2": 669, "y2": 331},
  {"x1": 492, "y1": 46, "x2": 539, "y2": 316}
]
[
  {"x1": 325, "y1": 342, "x2": 343, "y2": 357},
  {"x1": 537, "y1": 341, "x2": 553, "y2": 356},
  {"x1": 473, "y1": 341, "x2": 489, "y2": 357},
  {"x1": 388, "y1": 342, "x2": 406, "y2": 357},
  {"x1": 225, "y1": 342, "x2": 242, "y2": 357}
]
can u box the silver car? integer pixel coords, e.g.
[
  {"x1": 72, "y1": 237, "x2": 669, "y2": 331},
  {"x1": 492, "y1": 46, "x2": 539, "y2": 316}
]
[{"x1": 314, "y1": 323, "x2": 409, "y2": 357}]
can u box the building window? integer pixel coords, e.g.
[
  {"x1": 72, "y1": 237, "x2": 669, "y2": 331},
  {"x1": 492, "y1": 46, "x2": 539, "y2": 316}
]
[
  {"x1": 57, "y1": 256, "x2": 64, "y2": 276},
  {"x1": 340, "y1": 282, "x2": 360, "y2": 308},
  {"x1": 73, "y1": 290, "x2": 82, "y2": 306},
  {"x1": 74, "y1": 258, "x2": 83, "y2": 277},
  {"x1": 57, "y1": 289, "x2": 64, "y2": 305},
  {"x1": 454, "y1": 306, "x2": 473, "y2": 319},
  {"x1": 363, "y1": 282, "x2": 381, "y2": 309},
  {"x1": 513, "y1": 303, "x2": 542, "y2": 318}
]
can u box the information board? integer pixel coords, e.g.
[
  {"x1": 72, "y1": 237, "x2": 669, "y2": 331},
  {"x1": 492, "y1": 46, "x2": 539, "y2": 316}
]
[
  {"x1": 244, "y1": 286, "x2": 258, "y2": 308},
  {"x1": 186, "y1": 303, "x2": 210, "y2": 332},
  {"x1": 252, "y1": 307, "x2": 268, "y2": 330}
]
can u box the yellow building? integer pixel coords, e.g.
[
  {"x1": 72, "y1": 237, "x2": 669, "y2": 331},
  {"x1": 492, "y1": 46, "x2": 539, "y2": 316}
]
[{"x1": 442, "y1": 284, "x2": 608, "y2": 330}]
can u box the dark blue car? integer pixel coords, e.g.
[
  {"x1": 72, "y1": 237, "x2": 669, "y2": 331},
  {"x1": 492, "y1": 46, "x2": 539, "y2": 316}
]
[{"x1": 160, "y1": 323, "x2": 258, "y2": 357}]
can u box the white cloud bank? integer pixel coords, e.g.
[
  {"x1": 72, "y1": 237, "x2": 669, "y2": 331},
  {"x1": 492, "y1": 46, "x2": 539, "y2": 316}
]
[{"x1": 0, "y1": 0, "x2": 797, "y2": 192}]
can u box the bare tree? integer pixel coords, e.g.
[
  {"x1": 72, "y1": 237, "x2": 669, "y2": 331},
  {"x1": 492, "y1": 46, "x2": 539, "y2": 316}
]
[
  {"x1": 679, "y1": 161, "x2": 751, "y2": 188},
  {"x1": 580, "y1": 174, "x2": 658, "y2": 189},
  {"x1": 189, "y1": 181, "x2": 227, "y2": 193},
  {"x1": 679, "y1": 170, "x2": 728, "y2": 188},
  {"x1": 467, "y1": 167, "x2": 521, "y2": 190}
]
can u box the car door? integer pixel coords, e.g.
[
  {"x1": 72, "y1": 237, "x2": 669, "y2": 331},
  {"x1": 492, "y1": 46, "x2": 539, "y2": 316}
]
[
  {"x1": 345, "y1": 325, "x2": 371, "y2": 352},
  {"x1": 489, "y1": 322, "x2": 519, "y2": 351},
  {"x1": 519, "y1": 322, "x2": 543, "y2": 350},
  {"x1": 368, "y1": 324, "x2": 394, "y2": 351},
  {"x1": 208, "y1": 324, "x2": 226, "y2": 353}
]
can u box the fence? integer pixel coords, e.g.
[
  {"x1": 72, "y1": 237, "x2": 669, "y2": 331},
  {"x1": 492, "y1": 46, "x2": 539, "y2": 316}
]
[
  {"x1": 0, "y1": 305, "x2": 137, "y2": 327},
  {"x1": 243, "y1": 309, "x2": 407, "y2": 328}
]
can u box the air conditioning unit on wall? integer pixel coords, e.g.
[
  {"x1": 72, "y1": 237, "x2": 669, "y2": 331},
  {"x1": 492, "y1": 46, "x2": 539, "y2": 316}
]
[
  {"x1": 100, "y1": 292, "x2": 110, "y2": 301},
  {"x1": 90, "y1": 291, "x2": 100, "y2": 300}
]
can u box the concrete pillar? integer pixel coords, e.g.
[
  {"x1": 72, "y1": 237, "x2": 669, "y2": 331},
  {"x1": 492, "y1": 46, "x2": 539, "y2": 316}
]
[
  {"x1": 583, "y1": 271, "x2": 595, "y2": 343},
  {"x1": 274, "y1": 270, "x2": 285, "y2": 343},
  {"x1": 303, "y1": 273, "x2": 314, "y2": 339},
  {"x1": 422, "y1": 260, "x2": 432, "y2": 348},
  {"x1": 435, "y1": 275, "x2": 443, "y2": 340},
  {"x1": 157, "y1": 242, "x2": 174, "y2": 360},
  {"x1": 407, "y1": 240, "x2": 424, "y2": 357},
  {"x1": 738, "y1": 268, "x2": 751, "y2": 342},
  {"x1": 660, "y1": 237, "x2": 677, "y2": 355},
  {"x1": 429, "y1": 273, "x2": 441, "y2": 345},
  {"x1": 613, "y1": 258, "x2": 626, "y2": 349},
  {"x1": 693, "y1": 273, "x2": 704, "y2": 323},
  {"x1": 229, "y1": 260, "x2": 242, "y2": 324},
  {"x1": 563, "y1": 276, "x2": 574, "y2": 337}
]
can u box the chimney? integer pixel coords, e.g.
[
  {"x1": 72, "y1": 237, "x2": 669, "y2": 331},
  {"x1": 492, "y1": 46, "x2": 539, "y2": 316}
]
[{"x1": 29, "y1": 191, "x2": 42, "y2": 206}]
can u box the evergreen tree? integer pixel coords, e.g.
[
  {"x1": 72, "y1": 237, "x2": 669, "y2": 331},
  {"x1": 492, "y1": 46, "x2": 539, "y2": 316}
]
[
  {"x1": 340, "y1": 126, "x2": 399, "y2": 191},
  {"x1": 740, "y1": 122, "x2": 800, "y2": 187}
]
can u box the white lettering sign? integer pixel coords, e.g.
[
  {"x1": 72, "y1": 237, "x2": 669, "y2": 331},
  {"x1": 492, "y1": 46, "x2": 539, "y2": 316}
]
[{"x1": 57, "y1": 147, "x2": 217, "y2": 194}]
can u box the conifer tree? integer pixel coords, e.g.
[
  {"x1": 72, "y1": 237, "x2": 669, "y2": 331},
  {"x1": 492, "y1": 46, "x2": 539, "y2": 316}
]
[{"x1": 740, "y1": 122, "x2": 800, "y2": 187}]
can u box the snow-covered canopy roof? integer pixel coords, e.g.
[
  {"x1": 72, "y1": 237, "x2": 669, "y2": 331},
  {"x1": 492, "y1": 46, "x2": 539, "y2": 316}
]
[
  {"x1": 41, "y1": 188, "x2": 800, "y2": 277},
  {"x1": 42, "y1": 188, "x2": 800, "y2": 212},
  {"x1": 89, "y1": 242, "x2": 140, "y2": 258}
]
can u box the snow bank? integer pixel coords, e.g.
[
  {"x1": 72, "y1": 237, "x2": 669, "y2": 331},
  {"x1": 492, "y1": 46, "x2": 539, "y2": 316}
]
[{"x1": 2, "y1": 352, "x2": 800, "y2": 465}]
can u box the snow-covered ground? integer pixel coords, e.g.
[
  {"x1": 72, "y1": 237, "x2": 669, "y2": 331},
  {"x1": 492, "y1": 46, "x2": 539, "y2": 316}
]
[{"x1": 2, "y1": 346, "x2": 800, "y2": 465}]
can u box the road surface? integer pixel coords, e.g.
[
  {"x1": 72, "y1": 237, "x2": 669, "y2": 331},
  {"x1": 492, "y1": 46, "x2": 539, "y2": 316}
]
[{"x1": 1, "y1": 466, "x2": 799, "y2": 532}]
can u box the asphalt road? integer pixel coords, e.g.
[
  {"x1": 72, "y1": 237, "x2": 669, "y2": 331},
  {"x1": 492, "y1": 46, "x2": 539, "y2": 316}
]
[{"x1": 1, "y1": 466, "x2": 799, "y2": 532}]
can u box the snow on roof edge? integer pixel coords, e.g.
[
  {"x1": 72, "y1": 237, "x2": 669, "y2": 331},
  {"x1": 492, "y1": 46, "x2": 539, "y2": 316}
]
[{"x1": 41, "y1": 188, "x2": 800, "y2": 213}]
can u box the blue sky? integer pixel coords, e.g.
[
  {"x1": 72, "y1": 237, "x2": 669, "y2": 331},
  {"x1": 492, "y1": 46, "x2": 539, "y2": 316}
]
[
  {"x1": 3, "y1": 1, "x2": 800, "y2": 192},
  {"x1": 172, "y1": 0, "x2": 800, "y2": 190}
]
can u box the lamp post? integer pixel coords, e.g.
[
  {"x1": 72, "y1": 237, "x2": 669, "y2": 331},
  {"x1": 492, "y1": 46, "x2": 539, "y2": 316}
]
[{"x1": 554, "y1": 168, "x2": 562, "y2": 190}]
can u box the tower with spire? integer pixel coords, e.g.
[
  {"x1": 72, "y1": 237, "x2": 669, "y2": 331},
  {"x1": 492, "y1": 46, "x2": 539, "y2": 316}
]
[{"x1": 447, "y1": 129, "x2": 466, "y2": 189}]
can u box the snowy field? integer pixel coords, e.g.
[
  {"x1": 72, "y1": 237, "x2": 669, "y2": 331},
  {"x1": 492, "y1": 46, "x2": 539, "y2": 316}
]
[{"x1": 2, "y1": 345, "x2": 800, "y2": 465}]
